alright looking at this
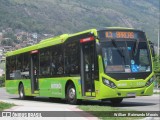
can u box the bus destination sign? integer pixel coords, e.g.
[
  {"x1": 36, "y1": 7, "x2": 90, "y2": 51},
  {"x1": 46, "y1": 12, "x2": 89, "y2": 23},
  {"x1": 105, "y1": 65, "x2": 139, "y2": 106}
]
[{"x1": 105, "y1": 31, "x2": 135, "y2": 39}]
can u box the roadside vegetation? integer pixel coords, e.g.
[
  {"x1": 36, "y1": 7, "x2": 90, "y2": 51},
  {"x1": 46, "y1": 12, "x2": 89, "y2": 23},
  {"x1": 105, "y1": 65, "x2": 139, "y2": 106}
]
[
  {"x1": 0, "y1": 76, "x2": 5, "y2": 87},
  {"x1": 78, "y1": 104, "x2": 144, "y2": 120},
  {"x1": 0, "y1": 62, "x2": 5, "y2": 71},
  {"x1": 154, "y1": 92, "x2": 160, "y2": 94},
  {"x1": 0, "y1": 101, "x2": 15, "y2": 111},
  {"x1": 153, "y1": 56, "x2": 160, "y2": 88}
]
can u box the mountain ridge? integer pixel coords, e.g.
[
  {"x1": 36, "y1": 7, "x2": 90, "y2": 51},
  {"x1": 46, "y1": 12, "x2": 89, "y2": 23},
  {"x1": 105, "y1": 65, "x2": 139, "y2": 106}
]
[{"x1": 0, "y1": 0, "x2": 159, "y2": 44}]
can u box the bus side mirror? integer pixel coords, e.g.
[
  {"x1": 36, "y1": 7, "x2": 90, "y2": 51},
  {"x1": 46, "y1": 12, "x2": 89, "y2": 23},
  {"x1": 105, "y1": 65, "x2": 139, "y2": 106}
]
[
  {"x1": 96, "y1": 42, "x2": 102, "y2": 55},
  {"x1": 149, "y1": 41, "x2": 155, "y2": 57}
]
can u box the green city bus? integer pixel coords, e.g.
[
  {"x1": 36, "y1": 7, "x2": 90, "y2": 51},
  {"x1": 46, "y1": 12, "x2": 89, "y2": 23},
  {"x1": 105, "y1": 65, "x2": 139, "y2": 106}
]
[{"x1": 5, "y1": 27, "x2": 155, "y2": 104}]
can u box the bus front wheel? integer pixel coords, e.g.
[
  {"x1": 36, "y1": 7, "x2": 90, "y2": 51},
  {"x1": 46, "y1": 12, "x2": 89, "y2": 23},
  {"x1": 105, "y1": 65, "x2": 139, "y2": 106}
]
[
  {"x1": 19, "y1": 84, "x2": 25, "y2": 99},
  {"x1": 110, "y1": 98, "x2": 123, "y2": 105},
  {"x1": 66, "y1": 84, "x2": 78, "y2": 104}
]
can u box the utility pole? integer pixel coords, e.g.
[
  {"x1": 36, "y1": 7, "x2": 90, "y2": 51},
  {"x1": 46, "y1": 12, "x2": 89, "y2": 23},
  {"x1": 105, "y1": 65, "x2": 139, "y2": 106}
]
[
  {"x1": 157, "y1": 29, "x2": 160, "y2": 89},
  {"x1": 158, "y1": 29, "x2": 159, "y2": 63},
  {"x1": 158, "y1": 0, "x2": 160, "y2": 63}
]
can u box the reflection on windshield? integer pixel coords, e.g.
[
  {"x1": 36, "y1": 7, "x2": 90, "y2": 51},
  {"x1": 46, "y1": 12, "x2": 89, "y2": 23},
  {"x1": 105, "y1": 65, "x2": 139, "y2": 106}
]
[{"x1": 102, "y1": 40, "x2": 151, "y2": 73}]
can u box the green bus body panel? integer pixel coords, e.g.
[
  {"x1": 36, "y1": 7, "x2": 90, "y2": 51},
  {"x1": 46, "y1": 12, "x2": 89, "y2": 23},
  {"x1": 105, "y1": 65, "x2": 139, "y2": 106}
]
[
  {"x1": 5, "y1": 27, "x2": 154, "y2": 101},
  {"x1": 5, "y1": 77, "x2": 154, "y2": 100},
  {"x1": 38, "y1": 77, "x2": 81, "y2": 98},
  {"x1": 6, "y1": 79, "x2": 31, "y2": 95},
  {"x1": 99, "y1": 83, "x2": 154, "y2": 99},
  {"x1": 98, "y1": 74, "x2": 154, "y2": 99},
  {"x1": 5, "y1": 77, "x2": 82, "y2": 98}
]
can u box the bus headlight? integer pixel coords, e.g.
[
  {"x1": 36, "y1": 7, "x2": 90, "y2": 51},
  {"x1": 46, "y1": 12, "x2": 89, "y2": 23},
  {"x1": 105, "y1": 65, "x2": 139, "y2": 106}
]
[
  {"x1": 145, "y1": 77, "x2": 154, "y2": 86},
  {"x1": 102, "y1": 78, "x2": 116, "y2": 88}
]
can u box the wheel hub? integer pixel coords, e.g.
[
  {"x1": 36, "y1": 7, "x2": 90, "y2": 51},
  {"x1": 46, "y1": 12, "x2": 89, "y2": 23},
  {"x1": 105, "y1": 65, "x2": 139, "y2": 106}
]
[
  {"x1": 20, "y1": 88, "x2": 24, "y2": 98},
  {"x1": 69, "y1": 88, "x2": 75, "y2": 99}
]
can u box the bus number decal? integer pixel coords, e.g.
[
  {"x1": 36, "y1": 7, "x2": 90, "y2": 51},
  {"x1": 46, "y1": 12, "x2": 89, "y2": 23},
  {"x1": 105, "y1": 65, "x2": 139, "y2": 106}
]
[{"x1": 51, "y1": 83, "x2": 62, "y2": 89}]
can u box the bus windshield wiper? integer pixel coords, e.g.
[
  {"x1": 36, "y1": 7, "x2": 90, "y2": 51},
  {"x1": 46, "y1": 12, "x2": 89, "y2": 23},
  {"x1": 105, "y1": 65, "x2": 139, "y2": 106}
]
[
  {"x1": 111, "y1": 39, "x2": 125, "y2": 58},
  {"x1": 134, "y1": 39, "x2": 139, "y2": 56},
  {"x1": 111, "y1": 39, "x2": 126, "y2": 65}
]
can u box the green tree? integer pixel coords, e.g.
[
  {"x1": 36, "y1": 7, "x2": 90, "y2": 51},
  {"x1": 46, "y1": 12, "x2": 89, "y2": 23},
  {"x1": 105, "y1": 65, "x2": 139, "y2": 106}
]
[
  {"x1": 1, "y1": 39, "x2": 13, "y2": 46},
  {"x1": 3, "y1": 32, "x2": 19, "y2": 43},
  {"x1": 153, "y1": 55, "x2": 160, "y2": 88},
  {"x1": 21, "y1": 35, "x2": 27, "y2": 41}
]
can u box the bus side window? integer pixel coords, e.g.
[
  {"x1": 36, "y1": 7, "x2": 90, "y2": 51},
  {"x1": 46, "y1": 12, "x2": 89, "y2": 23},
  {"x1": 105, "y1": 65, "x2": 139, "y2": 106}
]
[
  {"x1": 40, "y1": 48, "x2": 51, "y2": 77},
  {"x1": 51, "y1": 45, "x2": 64, "y2": 76},
  {"x1": 57, "y1": 54, "x2": 63, "y2": 74},
  {"x1": 65, "y1": 40, "x2": 80, "y2": 75},
  {"x1": 6, "y1": 57, "x2": 11, "y2": 80},
  {"x1": 10, "y1": 56, "x2": 16, "y2": 80},
  {"x1": 51, "y1": 59, "x2": 56, "y2": 75},
  {"x1": 15, "y1": 54, "x2": 23, "y2": 79}
]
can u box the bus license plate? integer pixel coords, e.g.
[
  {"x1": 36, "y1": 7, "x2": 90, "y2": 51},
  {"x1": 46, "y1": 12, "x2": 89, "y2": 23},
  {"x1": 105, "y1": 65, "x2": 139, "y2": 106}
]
[{"x1": 127, "y1": 93, "x2": 136, "y2": 97}]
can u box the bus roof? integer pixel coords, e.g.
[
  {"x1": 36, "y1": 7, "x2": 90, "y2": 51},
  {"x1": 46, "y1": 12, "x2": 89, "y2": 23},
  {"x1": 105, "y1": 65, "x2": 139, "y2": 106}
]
[
  {"x1": 6, "y1": 29, "x2": 97, "y2": 57},
  {"x1": 98, "y1": 27, "x2": 143, "y2": 32},
  {"x1": 6, "y1": 27, "x2": 143, "y2": 57}
]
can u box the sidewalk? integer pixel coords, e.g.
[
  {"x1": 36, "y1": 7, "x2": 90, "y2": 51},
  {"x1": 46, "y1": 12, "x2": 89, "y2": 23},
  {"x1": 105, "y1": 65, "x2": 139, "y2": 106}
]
[{"x1": 0, "y1": 99, "x2": 99, "y2": 120}]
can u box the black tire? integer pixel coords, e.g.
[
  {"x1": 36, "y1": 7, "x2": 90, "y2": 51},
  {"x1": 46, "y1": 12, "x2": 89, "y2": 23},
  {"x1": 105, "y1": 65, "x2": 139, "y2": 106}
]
[
  {"x1": 110, "y1": 98, "x2": 123, "y2": 105},
  {"x1": 66, "y1": 84, "x2": 78, "y2": 104},
  {"x1": 26, "y1": 96, "x2": 34, "y2": 100},
  {"x1": 19, "y1": 84, "x2": 25, "y2": 99},
  {"x1": 19, "y1": 84, "x2": 34, "y2": 100}
]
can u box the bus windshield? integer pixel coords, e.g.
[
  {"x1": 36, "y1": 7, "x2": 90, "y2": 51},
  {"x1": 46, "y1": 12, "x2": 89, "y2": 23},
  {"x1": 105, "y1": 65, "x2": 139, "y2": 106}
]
[{"x1": 101, "y1": 40, "x2": 151, "y2": 73}]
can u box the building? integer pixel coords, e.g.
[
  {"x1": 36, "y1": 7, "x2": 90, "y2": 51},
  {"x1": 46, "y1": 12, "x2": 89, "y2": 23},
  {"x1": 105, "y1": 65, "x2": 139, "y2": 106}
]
[{"x1": 3, "y1": 46, "x2": 13, "y2": 52}]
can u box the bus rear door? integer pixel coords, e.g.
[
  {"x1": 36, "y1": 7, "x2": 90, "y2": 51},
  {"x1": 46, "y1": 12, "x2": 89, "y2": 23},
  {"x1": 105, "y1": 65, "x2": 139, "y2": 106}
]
[{"x1": 30, "y1": 50, "x2": 39, "y2": 94}]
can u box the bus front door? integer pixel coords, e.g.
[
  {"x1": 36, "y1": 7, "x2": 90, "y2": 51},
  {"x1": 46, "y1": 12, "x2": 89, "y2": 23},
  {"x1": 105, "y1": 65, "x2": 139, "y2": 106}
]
[
  {"x1": 30, "y1": 51, "x2": 39, "y2": 94},
  {"x1": 81, "y1": 41, "x2": 95, "y2": 97}
]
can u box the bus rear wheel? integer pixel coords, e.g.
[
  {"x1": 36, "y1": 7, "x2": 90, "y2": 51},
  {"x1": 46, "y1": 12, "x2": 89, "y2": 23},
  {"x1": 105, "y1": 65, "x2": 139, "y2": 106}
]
[
  {"x1": 19, "y1": 84, "x2": 33, "y2": 100},
  {"x1": 19, "y1": 84, "x2": 25, "y2": 99},
  {"x1": 110, "y1": 98, "x2": 123, "y2": 105},
  {"x1": 66, "y1": 84, "x2": 78, "y2": 104}
]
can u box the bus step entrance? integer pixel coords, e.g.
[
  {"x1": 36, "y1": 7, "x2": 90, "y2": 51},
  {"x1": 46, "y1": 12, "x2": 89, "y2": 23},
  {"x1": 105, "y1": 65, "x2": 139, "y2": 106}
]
[
  {"x1": 82, "y1": 96, "x2": 95, "y2": 99},
  {"x1": 33, "y1": 90, "x2": 39, "y2": 94},
  {"x1": 84, "y1": 92, "x2": 96, "y2": 97}
]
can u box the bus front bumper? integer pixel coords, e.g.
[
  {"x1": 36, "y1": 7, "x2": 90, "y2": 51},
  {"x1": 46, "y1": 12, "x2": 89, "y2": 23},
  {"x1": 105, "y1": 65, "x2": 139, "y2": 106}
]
[{"x1": 99, "y1": 83, "x2": 154, "y2": 99}]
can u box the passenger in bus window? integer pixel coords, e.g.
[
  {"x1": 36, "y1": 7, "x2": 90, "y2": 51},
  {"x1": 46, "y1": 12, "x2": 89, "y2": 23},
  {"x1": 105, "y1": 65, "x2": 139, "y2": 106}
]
[{"x1": 51, "y1": 59, "x2": 56, "y2": 75}]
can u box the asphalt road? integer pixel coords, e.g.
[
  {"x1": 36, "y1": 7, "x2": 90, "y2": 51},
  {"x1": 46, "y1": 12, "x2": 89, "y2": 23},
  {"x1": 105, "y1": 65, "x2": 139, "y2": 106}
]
[{"x1": 0, "y1": 87, "x2": 159, "y2": 111}]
